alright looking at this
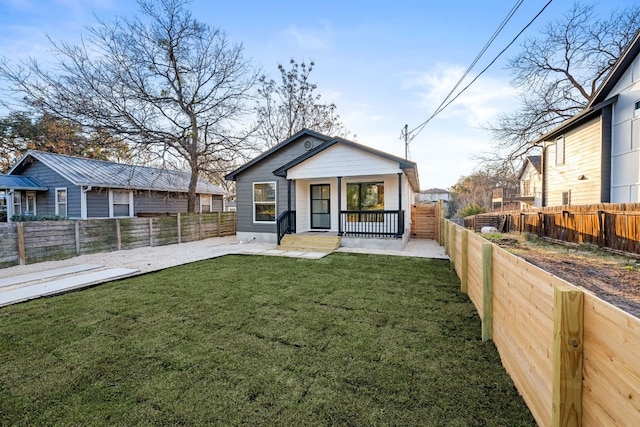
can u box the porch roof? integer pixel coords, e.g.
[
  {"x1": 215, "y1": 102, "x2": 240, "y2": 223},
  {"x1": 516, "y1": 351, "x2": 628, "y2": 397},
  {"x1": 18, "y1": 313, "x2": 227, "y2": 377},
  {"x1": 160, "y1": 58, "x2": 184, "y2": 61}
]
[
  {"x1": 0, "y1": 175, "x2": 48, "y2": 191},
  {"x1": 273, "y1": 137, "x2": 420, "y2": 191}
]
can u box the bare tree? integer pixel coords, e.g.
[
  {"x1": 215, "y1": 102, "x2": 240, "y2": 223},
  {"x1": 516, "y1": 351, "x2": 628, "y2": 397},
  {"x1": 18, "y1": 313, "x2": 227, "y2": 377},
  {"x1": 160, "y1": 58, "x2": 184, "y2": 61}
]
[
  {"x1": 486, "y1": 2, "x2": 640, "y2": 162},
  {"x1": 450, "y1": 162, "x2": 518, "y2": 217},
  {"x1": 0, "y1": 111, "x2": 131, "y2": 172},
  {"x1": 255, "y1": 59, "x2": 350, "y2": 148},
  {"x1": 0, "y1": 0, "x2": 258, "y2": 212}
]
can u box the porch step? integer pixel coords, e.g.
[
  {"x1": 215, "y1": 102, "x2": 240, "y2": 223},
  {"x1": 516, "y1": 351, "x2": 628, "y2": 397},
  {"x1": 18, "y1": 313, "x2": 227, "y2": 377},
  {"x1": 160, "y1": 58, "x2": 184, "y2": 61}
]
[{"x1": 277, "y1": 235, "x2": 341, "y2": 252}]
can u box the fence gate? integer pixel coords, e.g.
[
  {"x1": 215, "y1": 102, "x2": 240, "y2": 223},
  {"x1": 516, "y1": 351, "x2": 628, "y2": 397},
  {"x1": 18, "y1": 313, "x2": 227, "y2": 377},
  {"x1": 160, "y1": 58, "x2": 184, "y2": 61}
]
[{"x1": 411, "y1": 204, "x2": 437, "y2": 240}]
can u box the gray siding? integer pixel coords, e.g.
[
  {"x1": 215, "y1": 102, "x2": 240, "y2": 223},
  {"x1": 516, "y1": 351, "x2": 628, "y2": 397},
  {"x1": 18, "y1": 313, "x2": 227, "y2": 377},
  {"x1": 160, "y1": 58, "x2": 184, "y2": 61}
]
[
  {"x1": 20, "y1": 159, "x2": 80, "y2": 217},
  {"x1": 134, "y1": 190, "x2": 188, "y2": 214},
  {"x1": 235, "y1": 136, "x2": 319, "y2": 233}
]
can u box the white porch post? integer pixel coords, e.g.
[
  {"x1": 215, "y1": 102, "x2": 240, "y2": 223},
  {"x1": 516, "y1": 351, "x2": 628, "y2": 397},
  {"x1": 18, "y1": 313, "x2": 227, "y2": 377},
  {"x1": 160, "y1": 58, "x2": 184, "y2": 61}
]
[
  {"x1": 337, "y1": 176, "x2": 342, "y2": 236},
  {"x1": 397, "y1": 172, "x2": 403, "y2": 238}
]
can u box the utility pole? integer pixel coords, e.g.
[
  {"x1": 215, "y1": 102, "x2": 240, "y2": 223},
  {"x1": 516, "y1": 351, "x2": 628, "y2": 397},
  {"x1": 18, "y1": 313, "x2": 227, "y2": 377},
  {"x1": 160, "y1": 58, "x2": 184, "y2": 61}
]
[{"x1": 404, "y1": 124, "x2": 409, "y2": 159}]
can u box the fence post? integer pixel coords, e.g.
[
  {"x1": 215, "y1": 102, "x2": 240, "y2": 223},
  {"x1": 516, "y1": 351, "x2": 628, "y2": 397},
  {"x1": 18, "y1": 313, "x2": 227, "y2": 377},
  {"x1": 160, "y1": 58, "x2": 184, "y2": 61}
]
[
  {"x1": 552, "y1": 286, "x2": 584, "y2": 427},
  {"x1": 217, "y1": 211, "x2": 222, "y2": 237},
  {"x1": 177, "y1": 212, "x2": 181, "y2": 244},
  {"x1": 482, "y1": 243, "x2": 493, "y2": 342},
  {"x1": 116, "y1": 219, "x2": 122, "y2": 251},
  {"x1": 149, "y1": 218, "x2": 154, "y2": 247},
  {"x1": 198, "y1": 213, "x2": 202, "y2": 240},
  {"x1": 75, "y1": 221, "x2": 81, "y2": 256},
  {"x1": 443, "y1": 221, "x2": 449, "y2": 255},
  {"x1": 437, "y1": 200, "x2": 444, "y2": 244},
  {"x1": 16, "y1": 222, "x2": 26, "y2": 265},
  {"x1": 450, "y1": 223, "x2": 457, "y2": 270},
  {"x1": 461, "y1": 229, "x2": 469, "y2": 294}
]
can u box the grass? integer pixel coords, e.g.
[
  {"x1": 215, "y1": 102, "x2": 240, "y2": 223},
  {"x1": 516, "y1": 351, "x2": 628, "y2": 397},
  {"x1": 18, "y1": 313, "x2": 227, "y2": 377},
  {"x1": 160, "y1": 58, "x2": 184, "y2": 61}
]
[{"x1": 0, "y1": 253, "x2": 535, "y2": 426}]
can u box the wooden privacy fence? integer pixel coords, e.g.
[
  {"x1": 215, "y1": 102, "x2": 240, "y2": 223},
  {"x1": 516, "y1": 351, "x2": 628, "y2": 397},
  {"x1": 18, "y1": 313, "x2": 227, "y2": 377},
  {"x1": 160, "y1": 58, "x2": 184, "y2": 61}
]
[
  {"x1": 443, "y1": 220, "x2": 640, "y2": 427},
  {"x1": 464, "y1": 203, "x2": 640, "y2": 255},
  {"x1": 410, "y1": 203, "x2": 439, "y2": 241},
  {"x1": 0, "y1": 212, "x2": 236, "y2": 268}
]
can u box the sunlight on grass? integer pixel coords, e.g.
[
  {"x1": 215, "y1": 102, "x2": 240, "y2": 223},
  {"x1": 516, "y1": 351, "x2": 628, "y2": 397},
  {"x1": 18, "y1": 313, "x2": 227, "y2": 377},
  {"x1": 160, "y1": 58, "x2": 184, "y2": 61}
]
[{"x1": 0, "y1": 253, "x2": 535, "y2": 426}]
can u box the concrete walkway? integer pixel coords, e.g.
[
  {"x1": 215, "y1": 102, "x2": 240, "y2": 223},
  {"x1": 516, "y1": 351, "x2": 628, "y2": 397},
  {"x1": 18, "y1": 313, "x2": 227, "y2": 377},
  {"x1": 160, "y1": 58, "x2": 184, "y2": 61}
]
[{"x1": 0, "y1": 236, "x2": 448, "y2": 307}]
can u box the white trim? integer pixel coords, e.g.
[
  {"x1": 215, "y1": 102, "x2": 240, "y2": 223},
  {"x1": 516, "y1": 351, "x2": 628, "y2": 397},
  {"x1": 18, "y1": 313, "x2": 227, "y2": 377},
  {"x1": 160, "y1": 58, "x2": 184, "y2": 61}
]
[
  {"x1": 253, "y1": 181, "x2": 277, "y2": 223},
  {"x1": 109, "y1": 189, "x2": 134, "y2": 218},
  {"x1": 55, "y1": 188, "x2": 67, "y2": 217},
  {"x1": 13, "y1": 190, "x2": 22, "y2": 217},
  {"x1": 80, "y1": 186, "x2": 88, "y2": 219},
  {"x1": 555, "y1": 136, "x2": 565, "y2": 166},
  {"x1": 200, "y1": 194, "x2": 213, "y2": 213},
  {"x1": 25, "y1": 191, "x2": 36, "y2": 215}
]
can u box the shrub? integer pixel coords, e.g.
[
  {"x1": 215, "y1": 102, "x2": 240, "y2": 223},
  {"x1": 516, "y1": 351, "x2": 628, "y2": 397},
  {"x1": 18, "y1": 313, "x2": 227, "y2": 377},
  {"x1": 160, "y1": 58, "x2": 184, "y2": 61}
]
[
  {"x1": 458, "y1": 203, "x2": 486, "y2": 218},
  {"x1": 10, "y1": 214, "x2": 67, "y2": 222}
]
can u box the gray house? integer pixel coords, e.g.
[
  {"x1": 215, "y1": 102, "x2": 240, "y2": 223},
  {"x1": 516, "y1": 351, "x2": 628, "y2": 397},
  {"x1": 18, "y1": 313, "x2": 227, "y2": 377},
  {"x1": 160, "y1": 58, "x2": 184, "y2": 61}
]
[
  {"x1": 0, "y1": 150, "x2": 226, "y2": 222},
  {"x1": 225, "y1": 129, "x2": 420, "y2": 249}
]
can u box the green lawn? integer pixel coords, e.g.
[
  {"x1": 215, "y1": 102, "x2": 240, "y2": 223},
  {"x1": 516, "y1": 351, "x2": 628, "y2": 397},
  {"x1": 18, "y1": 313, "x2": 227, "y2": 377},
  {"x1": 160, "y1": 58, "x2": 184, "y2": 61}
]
[{"x1": 0, "y1": 253, "x2": 535, "y2": 426}]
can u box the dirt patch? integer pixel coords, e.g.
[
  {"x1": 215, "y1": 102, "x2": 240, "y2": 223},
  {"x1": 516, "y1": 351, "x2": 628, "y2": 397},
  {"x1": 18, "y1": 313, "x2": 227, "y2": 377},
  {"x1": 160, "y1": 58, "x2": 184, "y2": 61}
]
[{"x1": 487, "y1": 234, "x2": 640, "y2": 318}]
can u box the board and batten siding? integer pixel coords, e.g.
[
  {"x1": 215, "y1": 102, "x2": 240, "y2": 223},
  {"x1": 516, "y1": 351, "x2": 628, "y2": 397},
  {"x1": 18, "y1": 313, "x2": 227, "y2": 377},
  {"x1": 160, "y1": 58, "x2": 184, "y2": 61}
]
[
  {"x1": 610, "y1": 59, "x2": 640, "y2": 202},
  {"x1": 234, "y1": 136, "x2": 325, "y2": 233},
  {"x1": 544, "y1": 117, "x2": 602, "y2": 206},
  {"x1": 287, "y1": 144, "x2": 413, "y2": 234},
  {"x1": 19, "y1": 159, "x2": 80, "y2": 217},
  {"x1": 287, "y1": 144, "x2": 402, "y2": 179}
]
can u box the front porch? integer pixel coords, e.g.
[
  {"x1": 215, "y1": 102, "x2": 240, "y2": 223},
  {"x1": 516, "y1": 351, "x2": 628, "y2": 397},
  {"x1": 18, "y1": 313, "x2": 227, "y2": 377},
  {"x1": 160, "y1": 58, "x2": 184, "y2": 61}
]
[{"x1": 276, "y1": 208, "x2": 408, "y2": 250}]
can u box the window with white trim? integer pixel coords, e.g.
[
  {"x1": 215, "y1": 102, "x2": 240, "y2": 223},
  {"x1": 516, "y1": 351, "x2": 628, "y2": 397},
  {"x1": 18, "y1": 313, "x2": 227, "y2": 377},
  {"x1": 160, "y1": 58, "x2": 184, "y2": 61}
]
[
  {"x1": 55, "y1": 188, "x2": 67, "y2": 217},
  {"x1": 25, "y1": 191, "x2": 36, "y2": 215},
  {"x1": 253, "y1": 182, "x2": 276, "y2": 222},
  {"x1": 561, "y1": 190, "x2": 571, "y2": 206},
  {"x1": 200, "y1": 194, "x2": 212, "y2": 213},
  {"x1": 635, "y1": 100, "x2": 640, "y2": 118},
  {"x1": 13, "y1": 191, "x2": 22, "y2": 216},
  {"x1": 555, "y1": 136, "x2": 565, "y2": 166},
  {"x1": 110, "y1": 190, "x2": 133, "y2": 217}
]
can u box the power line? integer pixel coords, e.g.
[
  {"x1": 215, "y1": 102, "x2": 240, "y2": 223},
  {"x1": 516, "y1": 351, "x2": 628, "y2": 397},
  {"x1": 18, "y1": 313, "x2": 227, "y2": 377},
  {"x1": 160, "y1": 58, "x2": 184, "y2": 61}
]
[
  {"x1": 421, "y1": 0, "x2": 524, "y2": 131},
  {"x1": 405, "y1": 0, "x2": 554, "y2": 142}
]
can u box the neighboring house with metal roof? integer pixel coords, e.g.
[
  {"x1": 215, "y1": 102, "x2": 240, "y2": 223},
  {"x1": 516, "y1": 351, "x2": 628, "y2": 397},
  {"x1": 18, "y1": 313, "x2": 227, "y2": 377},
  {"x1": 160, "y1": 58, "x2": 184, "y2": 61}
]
[
  {"x1": 531, "y1": 30, "x2": 640, "y2": 206},
  {"x1": 1, "y1": 150, "x2": 226, "y2": 222},
  {"x1": 225, "y1": 128, "x2": 420, "y2": 249}
]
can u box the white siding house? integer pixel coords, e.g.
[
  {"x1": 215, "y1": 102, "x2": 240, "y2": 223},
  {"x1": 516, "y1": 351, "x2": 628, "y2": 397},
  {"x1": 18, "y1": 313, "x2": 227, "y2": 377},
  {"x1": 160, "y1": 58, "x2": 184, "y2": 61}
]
[
  {"x1": 532, "y1": 30, "x2": 640, "y2": 205},
  {"x1": 226, "y1": 129, "x2": 420, "y2": 249}
]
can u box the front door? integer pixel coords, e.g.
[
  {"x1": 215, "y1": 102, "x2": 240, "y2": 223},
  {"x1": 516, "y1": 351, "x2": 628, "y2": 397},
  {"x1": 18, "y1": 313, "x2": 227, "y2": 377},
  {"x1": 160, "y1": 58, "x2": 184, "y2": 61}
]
[{"x1": 310, "y1": 184, "x2": 330, "y2": 229}]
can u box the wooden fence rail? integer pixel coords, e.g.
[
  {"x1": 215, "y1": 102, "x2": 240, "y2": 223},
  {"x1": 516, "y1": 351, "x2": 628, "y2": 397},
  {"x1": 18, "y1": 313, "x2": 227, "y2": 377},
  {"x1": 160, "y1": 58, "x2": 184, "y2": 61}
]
[
  {"x1": 444, "y1": 220, "x2": 640, "y2": 426},
  {"x1": 464, "y1": 203, "x2": 640, "y2": 256},
  {"x1": 0, "y1": 212, "x2": 236, "y2": 268}
]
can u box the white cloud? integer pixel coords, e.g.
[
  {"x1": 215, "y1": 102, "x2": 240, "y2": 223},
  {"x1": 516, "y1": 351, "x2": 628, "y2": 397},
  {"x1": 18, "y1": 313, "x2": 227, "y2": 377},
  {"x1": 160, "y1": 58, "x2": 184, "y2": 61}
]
[
  {"x1": 404, "y1": 63, "x2": 518, "y2": 128},
  {"x1": 281, "y1": 23, "x2": 332, "y2": 51}
]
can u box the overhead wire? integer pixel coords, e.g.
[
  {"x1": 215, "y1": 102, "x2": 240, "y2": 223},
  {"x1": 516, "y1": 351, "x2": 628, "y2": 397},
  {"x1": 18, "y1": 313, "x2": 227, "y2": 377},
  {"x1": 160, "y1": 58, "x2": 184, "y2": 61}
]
[
  {"x1": 420, "y1": 0, "x2": 524, "y2": 131},
  {"x1": 407, "y1": 0, "x2": 554, "y2": 141}
]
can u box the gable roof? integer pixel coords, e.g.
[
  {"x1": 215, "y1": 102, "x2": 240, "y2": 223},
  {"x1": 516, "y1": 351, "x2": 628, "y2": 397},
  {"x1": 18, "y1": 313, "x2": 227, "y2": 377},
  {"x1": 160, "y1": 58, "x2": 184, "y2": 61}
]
[
  {"x1": 225, "y1": 128, "x2": 331, "y2": 181},
  {"x1": 589, "y1": 29, "x2": 640, "y2": 107},
  {"x1": 518, "y1": 155, "x2": 542, "y2": 179},
  {"x1": 530, "y1": 30, "x2": 640, "y2": 146},
  {"x1": 273, "y1": 137, "x2": 420, "y2": 191},
  {"x1": 9, "y1": 150, "x2": 226, "y2": 195},
  {"x1": 0, "y1": 175, "x2": 48, "y2": 191}
]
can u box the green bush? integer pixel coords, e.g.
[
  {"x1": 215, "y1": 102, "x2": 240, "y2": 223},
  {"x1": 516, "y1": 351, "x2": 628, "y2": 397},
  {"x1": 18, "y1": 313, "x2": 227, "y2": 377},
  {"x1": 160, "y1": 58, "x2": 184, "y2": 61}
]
[
  {"x1": 10, "y1": 214, "x2": 67, "y2": 222},
  {"x1": 458, "y1": 203, "x2": 486, "y2": 218}
]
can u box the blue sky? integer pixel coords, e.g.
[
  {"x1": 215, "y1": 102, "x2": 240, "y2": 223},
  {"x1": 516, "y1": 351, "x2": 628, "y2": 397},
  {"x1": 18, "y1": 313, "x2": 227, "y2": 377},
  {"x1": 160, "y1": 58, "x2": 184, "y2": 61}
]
[{"x1": 0, "y1": 0, "x2": 637, "y2": 189}]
